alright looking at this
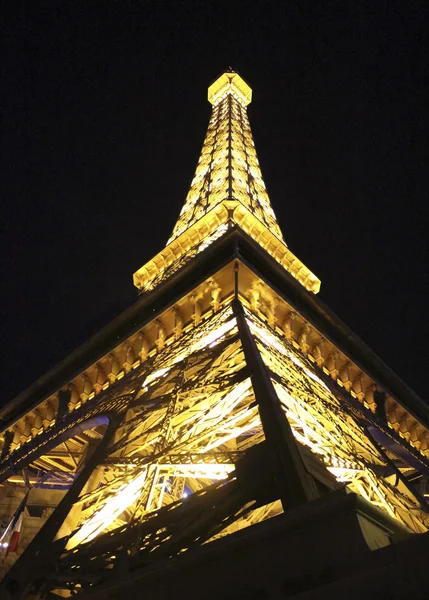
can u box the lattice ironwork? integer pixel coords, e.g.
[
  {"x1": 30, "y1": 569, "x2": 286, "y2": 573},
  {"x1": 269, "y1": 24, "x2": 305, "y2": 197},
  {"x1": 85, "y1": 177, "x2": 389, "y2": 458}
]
[
  {"x1": 132, "y1": 72, "x2": 321, "y2": 295},
  {"x1": 244, "y1": 306, "x2": 429, "y2": 534},
  {"x1": 4, "y1": 295, "x2": 427, "y2": 597},
  {"x1": 169, "y1": 90, "x2": 284, "y2": 244},
  {"x1": 1, "y1": 71, "x2": 428, "y2": 599}
]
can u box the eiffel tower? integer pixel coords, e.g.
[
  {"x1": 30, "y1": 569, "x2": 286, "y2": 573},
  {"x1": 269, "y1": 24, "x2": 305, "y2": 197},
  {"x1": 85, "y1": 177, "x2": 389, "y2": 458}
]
[{"x1": 1, "y1": 72, "x2": 429, "y2": 599}]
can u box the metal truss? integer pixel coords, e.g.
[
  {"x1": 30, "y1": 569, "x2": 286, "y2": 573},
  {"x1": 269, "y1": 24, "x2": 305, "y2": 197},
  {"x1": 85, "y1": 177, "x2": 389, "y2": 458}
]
[
  {"x1": 168, "y1": 92, "x2": 284, "y2": 245},
  {"x1": 132, "y1": 72, "x2": 320, "y2": 294},
  {"x1": 4, "y1": 297, "x2": 428, "y2": 598},
  {"x1": 62, "y1": 304, "x2": 259, "y2": 549},
  {"x1": 137, "y1": 89, "x2": 288, "y2": 294},
  {"x1": 2, "y1": 72, "x2": 428, "y2": 600},
  {"x1": 243, "y1": 306, "x2": 429, "y2": 534}
]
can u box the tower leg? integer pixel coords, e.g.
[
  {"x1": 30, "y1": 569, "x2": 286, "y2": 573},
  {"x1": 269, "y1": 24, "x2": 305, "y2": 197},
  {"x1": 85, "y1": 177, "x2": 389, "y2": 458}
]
[
  {"x1": 1, "y1": 414, "x2": 120, "y2": 600},
  {"x1": 232, "y1": 299, "x2": 318, "y2": 509}
]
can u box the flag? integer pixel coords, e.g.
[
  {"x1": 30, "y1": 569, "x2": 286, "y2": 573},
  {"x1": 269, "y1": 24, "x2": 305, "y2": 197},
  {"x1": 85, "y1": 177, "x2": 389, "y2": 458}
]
[
  {"x1": 6, "y1": 511, "x2": 24, "y2": 555},
  {"x1": 1, "y1": 491, "x2": 28, "y2": 557}
]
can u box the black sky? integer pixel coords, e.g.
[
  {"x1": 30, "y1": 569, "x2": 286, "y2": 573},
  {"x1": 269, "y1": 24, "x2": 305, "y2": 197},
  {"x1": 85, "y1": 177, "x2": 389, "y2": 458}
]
[{"x1": 2, "y1": 1, "x2": 428, "y2": 404}]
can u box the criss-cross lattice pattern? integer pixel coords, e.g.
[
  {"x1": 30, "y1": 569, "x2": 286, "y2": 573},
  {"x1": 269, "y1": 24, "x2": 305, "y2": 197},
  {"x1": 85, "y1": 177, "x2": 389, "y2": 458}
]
[
  {"x1": 61, "y1": 305, "x2": 265, "y2": 549},
  {"x1": 56, "y1": 303, "x2": 427, "y2": 558},
  {"x1": 9, "y1": 300, "x2": 429, "y2": 595},
  {"x1": 3, "y1": 74, "x2": 428, "y2": 598},
  {"x1": 169, "y1": 93, "x2": 285, "y2": 244},
  {"x1": 244, "y1": 307, "x2": 429, "y2": 534}
]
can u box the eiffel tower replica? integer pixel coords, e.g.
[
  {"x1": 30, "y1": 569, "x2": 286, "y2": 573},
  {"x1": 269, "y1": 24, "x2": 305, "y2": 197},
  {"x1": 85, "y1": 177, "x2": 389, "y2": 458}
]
[{"x1": 1, "y1": 71, "x2": 429, "y2": 599}]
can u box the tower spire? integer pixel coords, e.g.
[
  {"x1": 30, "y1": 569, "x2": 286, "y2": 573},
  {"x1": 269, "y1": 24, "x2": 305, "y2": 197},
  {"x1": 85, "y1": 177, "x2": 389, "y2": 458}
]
[
  {"x1": 168, "y1": 71, "x2": 285, "y2": 244},
  {"x1": 133, "y1": 72, "x2": 321, "y2": 294}
]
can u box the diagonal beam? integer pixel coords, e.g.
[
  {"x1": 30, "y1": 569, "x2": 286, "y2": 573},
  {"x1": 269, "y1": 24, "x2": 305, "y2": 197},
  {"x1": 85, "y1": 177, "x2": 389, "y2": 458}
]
[{"x1": 232, "y1": 298, "x2": 318, "y2": 508}]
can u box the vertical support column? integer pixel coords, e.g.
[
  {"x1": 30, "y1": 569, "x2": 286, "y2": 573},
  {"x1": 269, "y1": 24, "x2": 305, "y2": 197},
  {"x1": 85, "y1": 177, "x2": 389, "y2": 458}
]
[
  {"x1": 227, "y1": 94, "x2": 233, "y2": 200},
  {"x1": 232, "y1": 298, "x2": 318, "y2": 510}
]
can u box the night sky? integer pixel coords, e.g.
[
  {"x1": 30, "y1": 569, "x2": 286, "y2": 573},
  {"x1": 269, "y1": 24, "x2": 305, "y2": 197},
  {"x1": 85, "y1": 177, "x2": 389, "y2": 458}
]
[{"x1": 2, "y1": 2, "x2": 428, "y2": 405}]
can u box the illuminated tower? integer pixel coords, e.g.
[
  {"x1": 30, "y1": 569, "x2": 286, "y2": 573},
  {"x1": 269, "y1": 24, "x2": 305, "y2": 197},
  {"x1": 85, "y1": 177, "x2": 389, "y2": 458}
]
[{"x1": 1, "y1": 72, "x2": 429, "y2": 599}]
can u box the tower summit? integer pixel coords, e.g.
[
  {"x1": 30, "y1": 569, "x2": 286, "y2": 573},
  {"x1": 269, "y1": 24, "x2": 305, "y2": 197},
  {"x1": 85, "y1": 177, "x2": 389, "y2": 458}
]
[
  {"x1": 1, "y1": 73, "x2": 429, "y2": 598},
  {"x1": 133, "y1": 71, "x2": 321, "y2": 294},
  {"x1": 170, "y1": 71, "x2": 282, "y2": 242}
]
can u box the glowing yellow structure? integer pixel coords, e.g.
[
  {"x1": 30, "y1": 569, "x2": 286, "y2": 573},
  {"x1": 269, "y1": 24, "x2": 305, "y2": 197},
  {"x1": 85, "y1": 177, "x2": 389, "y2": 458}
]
[
  {"x1": 1, "y1": 72, "x2": 428, "y2": 598},
  {"x1": 133, "y1": 71, "x2": 320, "y2": 294}
]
